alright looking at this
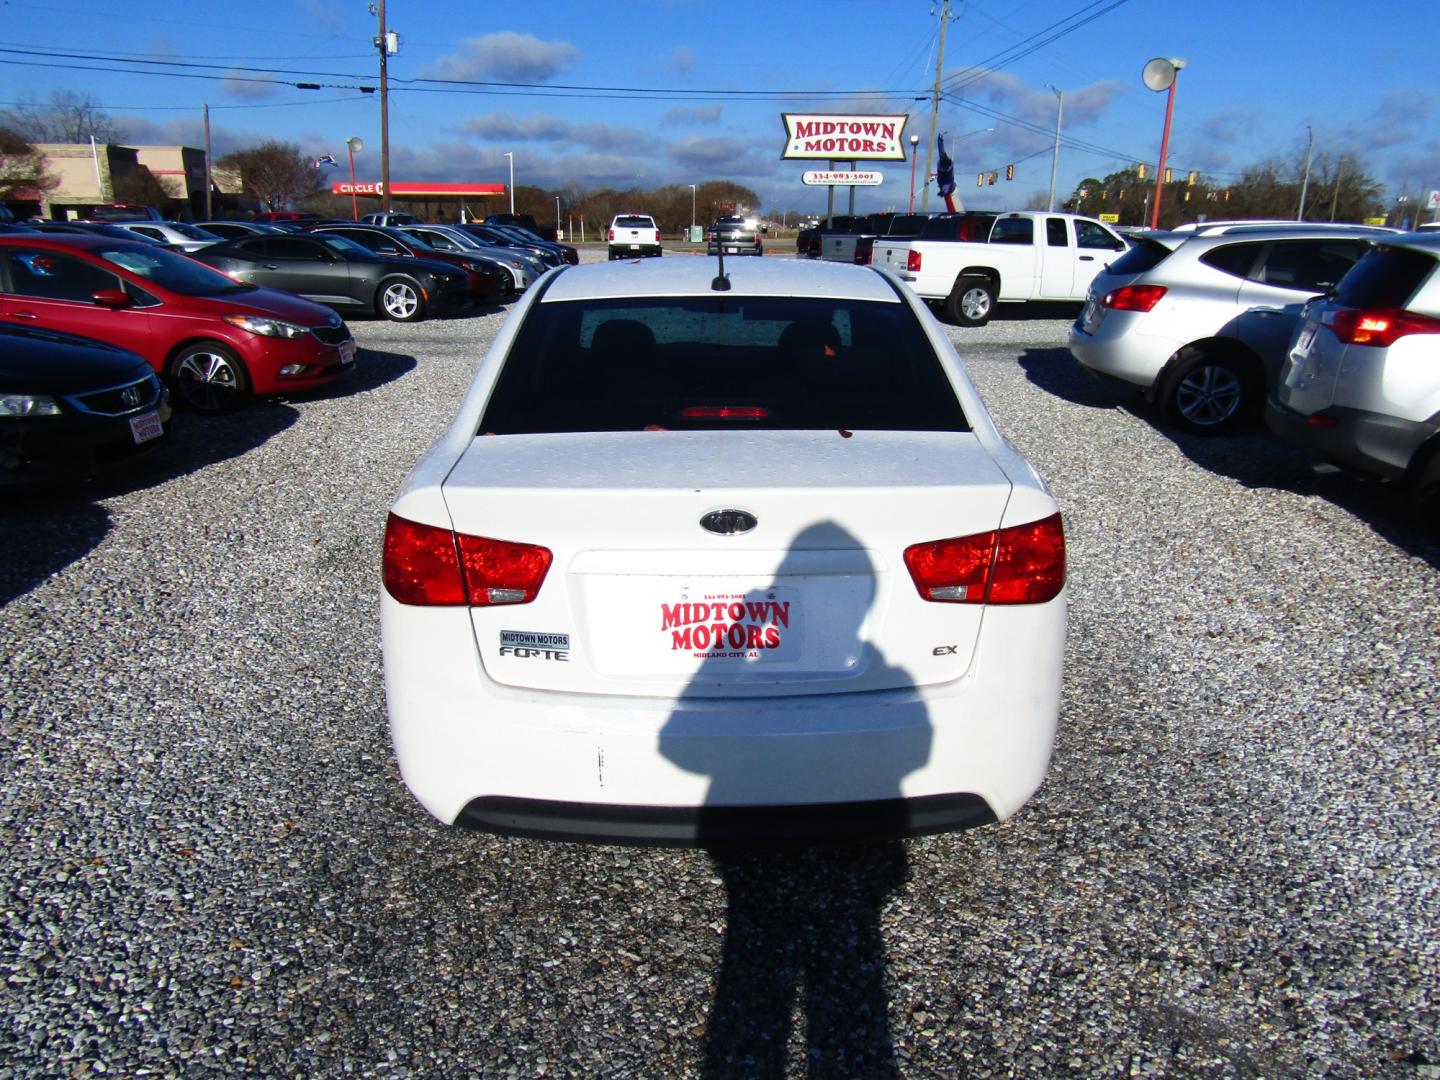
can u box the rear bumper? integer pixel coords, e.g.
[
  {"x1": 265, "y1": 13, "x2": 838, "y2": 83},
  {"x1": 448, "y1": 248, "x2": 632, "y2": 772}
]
[
  {"x1": 457, "y1": 793, "x2": 996, "y2": 846},
  {"x1": 608, "y1": 244, "x2": 662, "y2": 259},
  {"x1": 1068, "y1": 317, "x2": 1176, "y2": 391},
  {"x1": 1264, "y1": 394, "x2": 1434, "y2": 480},
  {"x1": 382, "y1": 593, "x2": 1064, "y2": 845}
]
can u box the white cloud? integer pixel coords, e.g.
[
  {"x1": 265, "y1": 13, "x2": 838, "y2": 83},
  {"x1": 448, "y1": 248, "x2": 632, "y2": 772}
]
[{"x1": 421, "y1": 32, "x2": 579, "y2": 83}]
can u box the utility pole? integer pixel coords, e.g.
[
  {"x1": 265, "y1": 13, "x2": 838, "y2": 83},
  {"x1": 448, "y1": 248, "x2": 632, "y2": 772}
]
[
  {"x1": 202, "y1": 103, "x2": 212, "y2": 220},
  {"x1": 376, "y1": 0, "x2": 393, "y2": 213},
  {"x1": 1329, "y1": 156, "x2": 1344, "y2": 222},
  {"x1": 921, "y1": 0, "x2": 951, "y2": 213},
  {"x1": 1046, "y1": 86, "x2": 1064, "y2": 212}
]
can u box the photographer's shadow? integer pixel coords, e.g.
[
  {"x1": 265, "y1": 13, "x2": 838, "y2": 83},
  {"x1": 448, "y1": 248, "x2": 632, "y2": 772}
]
[{"x1": 659, "y1": 522, "x2": 932, "y2": 1078}]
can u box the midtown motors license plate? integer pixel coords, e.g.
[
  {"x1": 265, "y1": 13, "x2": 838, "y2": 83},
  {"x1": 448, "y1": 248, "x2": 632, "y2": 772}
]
[{"x1": 129, "y1": 411, "x2": 163, "y2": 444}]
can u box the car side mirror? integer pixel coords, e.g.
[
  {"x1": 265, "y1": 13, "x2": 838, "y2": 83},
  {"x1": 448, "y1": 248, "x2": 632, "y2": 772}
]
[{"x1": 91, "y1": 289, "x2": 132, "y2": 309}]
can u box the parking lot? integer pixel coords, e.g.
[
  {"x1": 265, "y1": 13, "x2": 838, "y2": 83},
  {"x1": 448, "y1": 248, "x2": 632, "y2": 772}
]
[{"x1": 2, "y1": 260, "x2": 1437, "y2": 1076}]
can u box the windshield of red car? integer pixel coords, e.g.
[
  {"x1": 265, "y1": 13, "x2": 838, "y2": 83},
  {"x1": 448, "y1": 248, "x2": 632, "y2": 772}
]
[{"x1": 99, "y1": 245, "x2": 253, "y2": 296}]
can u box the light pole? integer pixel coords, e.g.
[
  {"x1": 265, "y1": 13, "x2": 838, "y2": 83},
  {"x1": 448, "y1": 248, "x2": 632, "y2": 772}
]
[
  {"x1": 908, "y1": 134, "x2": 920, "y2": 212},
  {"x1": 346, "y1": 136, "x2": 363, "y2": 220},
  {"x1": 1297, "y1": 125, "x2": 1314, "y2": 221},
  {"x1": 504, "y1": 152, "x2": 514, "y2": 214},
  {"x1": 1142, "y1": 56, "x2": 1186, "y2": 229},
  {"x1": 1046, "y1": 85, "x2": 1064, "y2": 212},
  {"x1": 555, "y1": 194, "x2": 561, "y2": 239},
  {"x1": 689, "y1": 183, "x2": 696, "y2": 240}
]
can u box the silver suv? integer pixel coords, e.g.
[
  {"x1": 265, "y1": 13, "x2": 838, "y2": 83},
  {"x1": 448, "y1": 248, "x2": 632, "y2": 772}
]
[
  {"x1": 1069, "y1": 224, "x2": 1393, "y2": 433},
  {"x1": 1265, "y1": 233, "x2": 1440, "y2": 509}
]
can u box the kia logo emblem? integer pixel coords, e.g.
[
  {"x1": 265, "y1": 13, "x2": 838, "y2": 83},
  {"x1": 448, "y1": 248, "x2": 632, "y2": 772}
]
[{"x1": 700, "y1": 509, "x2": 757, "y2": 536}]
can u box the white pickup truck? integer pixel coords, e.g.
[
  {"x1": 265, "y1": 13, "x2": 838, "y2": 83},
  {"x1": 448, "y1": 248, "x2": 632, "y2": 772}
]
[
  {"x1": 607, "y1": 213, "x2": 662, "y2": 260},
  {"x1": 872, "y1": 211, "x2": 1128, "y2": 326}
]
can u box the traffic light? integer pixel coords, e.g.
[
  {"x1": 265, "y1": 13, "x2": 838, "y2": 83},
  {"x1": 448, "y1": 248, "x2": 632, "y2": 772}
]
[
  {"x1": 1005, "y1": 163, "x2": 1015, "y2": 181},
  {"x1": 977, "y1": 172, "x2": 984, "y2": 187},
  {"x1": 987, "y1": 171, "x2": 997, "y2": 185},
  {"x1": 1136, "y1": 163, "x2": 1147, "y2": 179},
  {"x1": 1164, "y1": 168, "x2": 1173, "y2": 184},
  {"x1": 1187, "y1": 171, "x2": 1197, "y2": 185}
]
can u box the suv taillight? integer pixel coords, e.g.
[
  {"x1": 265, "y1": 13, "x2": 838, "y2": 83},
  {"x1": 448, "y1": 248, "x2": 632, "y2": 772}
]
[
  {"x1": 1324, "y1": 307, "x2": 1440, "y2": 347},
  {"x1": 1103, "y1": 284, "x2": 1167, "y2": 312},
  {"x1": 607, "y1": 229, "x2": 615, "y2": 241},
  {"x1": 907, "y1": 250, "x2": 922, "y2": 272},
  {"x1": 904, "y1": 513, "x2": 1065, "y2": 605},
  {"x1": 383, "y1": 513, "x2": 552, "y2": 607}
]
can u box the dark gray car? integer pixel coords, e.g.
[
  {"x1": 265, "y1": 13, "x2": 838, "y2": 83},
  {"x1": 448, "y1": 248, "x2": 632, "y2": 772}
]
[{"x1": 192, "y1": 232, "x2": 470, "y2": 322}]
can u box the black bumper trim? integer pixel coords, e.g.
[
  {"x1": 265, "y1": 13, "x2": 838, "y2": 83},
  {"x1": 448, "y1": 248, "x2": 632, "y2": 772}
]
[{"x1": 454, "y1": 793, "x2": 998, "y2": 847}]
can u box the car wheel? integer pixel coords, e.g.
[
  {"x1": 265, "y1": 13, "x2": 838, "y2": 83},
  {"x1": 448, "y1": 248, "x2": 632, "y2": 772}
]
[
  {"x1": 378, "y1": 277, "x2": 426, "y2": 322},
  {"x1": 169, "y1": 341, "x2": 251, "y2": 413},
  {"x1": 1162, "y1": 348, "x2": 1257, "y2": 434},
  {"x1": 947, "y1": 277, "x2": 995, "y2": 327}
]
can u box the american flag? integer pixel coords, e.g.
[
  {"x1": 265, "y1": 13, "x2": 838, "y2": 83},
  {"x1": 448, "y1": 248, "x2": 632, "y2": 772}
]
[{"x1": 313, "y1": 154, "x2": 339, "y2": 169}]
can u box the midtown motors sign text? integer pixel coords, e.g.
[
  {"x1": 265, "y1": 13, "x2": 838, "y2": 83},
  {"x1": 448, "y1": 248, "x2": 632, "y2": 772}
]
[{"x1": 781, "y1": 114, "x2": 909, "y2": 161}]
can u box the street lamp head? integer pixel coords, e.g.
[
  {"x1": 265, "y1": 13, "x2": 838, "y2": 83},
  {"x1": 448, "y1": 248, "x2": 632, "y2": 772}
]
[
  {"x1": 910, "y1": 134, "x2": 919, "y2": 146},
  {"x1": 347, "y1": 136, "x2": 363, "y2": 153}
]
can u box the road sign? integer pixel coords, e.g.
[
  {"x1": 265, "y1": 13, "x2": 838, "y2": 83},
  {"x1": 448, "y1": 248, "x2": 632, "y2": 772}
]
[{"x1": 1428, "y1": 190, "x2": 1440, "y2": 210}]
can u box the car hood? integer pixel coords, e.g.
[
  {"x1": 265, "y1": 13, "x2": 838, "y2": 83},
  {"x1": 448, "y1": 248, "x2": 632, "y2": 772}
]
[
  {"x1": 181, "y1": 286, "x2": 345, "y2": 327},
  {"x1": 0, "y1": 326, "x2": 154, "y2": 395}
]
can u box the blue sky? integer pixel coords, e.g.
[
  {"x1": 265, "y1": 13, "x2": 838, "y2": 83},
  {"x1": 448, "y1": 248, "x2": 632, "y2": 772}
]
[{"x1": 3, "y1": 0, "x2": 1438, "y2": 219}]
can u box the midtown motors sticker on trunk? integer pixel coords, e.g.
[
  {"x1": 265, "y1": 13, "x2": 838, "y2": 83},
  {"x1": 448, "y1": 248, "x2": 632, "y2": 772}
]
[
  {"x1": 661, "y1": 590, "x2": 798, "y2": 661},
  {"x1": 499, "y1": 629, "x2": 570, "y2": 660}
]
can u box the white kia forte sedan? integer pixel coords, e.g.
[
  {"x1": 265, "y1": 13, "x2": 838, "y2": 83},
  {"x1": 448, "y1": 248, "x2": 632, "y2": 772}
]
[{"x1": 382, "y1": 256, "x2": 1066, "y2": 845}]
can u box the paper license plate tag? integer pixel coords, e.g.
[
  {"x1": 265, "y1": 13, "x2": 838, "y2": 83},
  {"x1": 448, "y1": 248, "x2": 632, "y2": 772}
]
[
  {"x1": 1294, "y1": 320, "x2": 1318, "y2": 356},
  {"x1": 339, "y1": 339, "x2": 356, "y2": 364},
  {"x1": 129, "y1": 411, "x2": 163, "y2": 444}
]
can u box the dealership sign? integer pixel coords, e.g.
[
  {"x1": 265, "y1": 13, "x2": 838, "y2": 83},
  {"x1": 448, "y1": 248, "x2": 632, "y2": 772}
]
[
  {"x1": 781, "y1": 113, "x2": 908, "y2": 161},
  {"x1": 802, "y1": 170, "x2": 884, "y2": 187}
]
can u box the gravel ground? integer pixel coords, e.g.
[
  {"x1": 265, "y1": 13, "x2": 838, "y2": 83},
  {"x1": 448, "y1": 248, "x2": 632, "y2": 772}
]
[{"x1": 1, "y1": 252, "x2": 1437, "y2": 1078}]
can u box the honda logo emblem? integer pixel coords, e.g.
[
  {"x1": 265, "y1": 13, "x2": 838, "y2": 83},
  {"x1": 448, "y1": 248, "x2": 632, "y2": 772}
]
[
  {"x1": 120, "y1": 386, "x2": 142, "y2": 407},
  {"x1": 700, "y1": 509, "x2": 757, "y2": 536}
]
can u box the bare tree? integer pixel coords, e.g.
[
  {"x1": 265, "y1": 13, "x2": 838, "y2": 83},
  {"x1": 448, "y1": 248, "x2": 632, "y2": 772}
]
[
  {"x1": 217, "y1": 141, "x2": 325, "y2": 211},
  {"x1": 1, "y1": 90, "x2": 124, "y2": 144},
  {"x1": 0, "y1": 125, "x2": 58, "y2": 202}
]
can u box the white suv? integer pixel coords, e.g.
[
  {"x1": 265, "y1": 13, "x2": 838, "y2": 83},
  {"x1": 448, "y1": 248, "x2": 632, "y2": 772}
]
[
  {"x1": 1070, "y1": 224, "x2": 1392, "y2": 433},
  {"x1": 1265, "y1": 233, "x2": 1440, "y2": 509}
]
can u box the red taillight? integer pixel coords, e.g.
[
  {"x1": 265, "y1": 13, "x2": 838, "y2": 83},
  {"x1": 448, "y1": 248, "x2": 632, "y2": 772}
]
[
  {"x1": 383, "y1": 512, "x2": 552, "y2": 607},
  {"x1": 904, "y1": 513, "x2": 1065, "y2": 605},
  {"x1": 1324, "y1": 307, "x2": 1440, "y2": 347},
  {"x1": 1103, "y1": 284, "x2": 1167, "y2": 312},
  {"x1": 907, "y1": 250, "x2": 922, "y2": 272},
  {"x1": 678, "y1": 405, "x2": 770, "y2": 419},
  {"x1": 607, "y1": 229, "x2": 615, "y2": 241}
]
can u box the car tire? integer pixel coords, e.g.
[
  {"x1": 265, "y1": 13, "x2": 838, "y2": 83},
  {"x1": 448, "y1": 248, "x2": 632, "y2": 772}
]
[
  {"x1": 1161, "y1": 347, "x2": 1259, "y2": 434},
  {"x1": 1406, "y1": 439, "x2": 1440, "y2": 524},
  {"x1": 168, "y1": 341, "x2": 252, "y2": 413},
  {"x1": 947, "y1": 277, "x2": 995, "y2": 327},
  {"x1": 378, "y1": 277, "x2": 427, "y2": 322}
]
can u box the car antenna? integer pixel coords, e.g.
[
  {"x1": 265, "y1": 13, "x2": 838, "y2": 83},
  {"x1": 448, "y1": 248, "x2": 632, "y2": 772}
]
[{"x1": 711, "y1": 219, "x2": 730, "y2": 291}]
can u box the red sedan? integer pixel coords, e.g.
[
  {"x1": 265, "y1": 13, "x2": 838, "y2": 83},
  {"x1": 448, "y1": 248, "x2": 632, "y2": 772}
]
[{"x1": 0, "y1": 234, "x2": 355, "y2": 412}]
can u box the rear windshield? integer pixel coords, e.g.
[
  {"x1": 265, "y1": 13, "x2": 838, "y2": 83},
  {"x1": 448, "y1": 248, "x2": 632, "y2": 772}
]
[
  {"x1": 480, "y1": 295, "x2": 969, "y2": 434},
  {"x1": 614, "y1": 216, "x2": 655, "y2": 228},
  {"x1": 885, "y1": 214, "x2": 933, "y2": 237},
  {"x1": 919, "y1": 214, "x2": 996, "y2": 242},
  {"x1": 1334, "y1": 245, "x2": 1435, "y2": 308},
  {"x1": 1108, "y1": 238, "x2": 1175, "y2": 276}
]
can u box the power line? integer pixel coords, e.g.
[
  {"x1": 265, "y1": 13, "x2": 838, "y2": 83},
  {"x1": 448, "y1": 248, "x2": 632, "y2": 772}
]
[{"x1": 941, "y1": 0, "x2": 1134, "y2": 95}]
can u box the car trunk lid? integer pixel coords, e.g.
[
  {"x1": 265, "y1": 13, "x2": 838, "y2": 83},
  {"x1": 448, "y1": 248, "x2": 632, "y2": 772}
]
[{"x1": 441, "y1": 430, "x2": 1013, "y2": 698}]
